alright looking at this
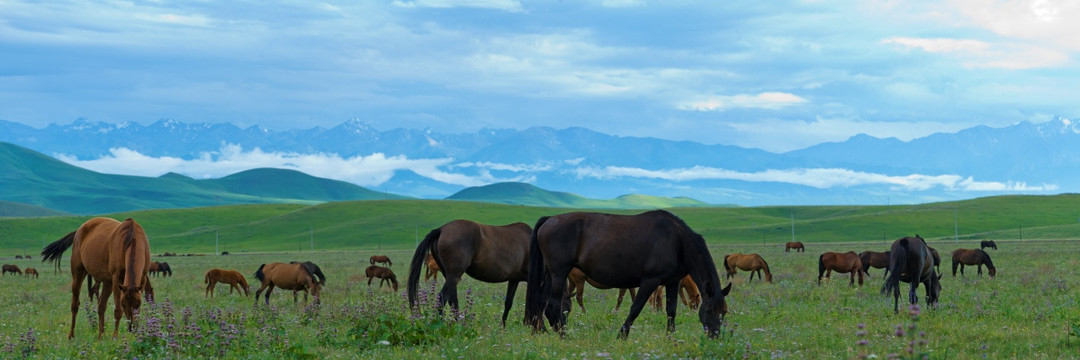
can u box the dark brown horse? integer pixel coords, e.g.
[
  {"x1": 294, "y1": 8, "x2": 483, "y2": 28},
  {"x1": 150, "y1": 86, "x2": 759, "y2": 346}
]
[
  {"x1": 370, "y1": 255, "x2": 392, "y2": 267},
  {"x1": 858, "y1": 250, "x2": 891, "y2": 279},
  {"x1": 980, "y1": 240, "x2": 998, "y2": 250},
  {"x1": 366, "y1": 265, "x2": 399, "y2": 291},
  {"x1": 525, "y1": 210, "x2": 731, "y2": 339},
  {"x1": 1, "y1": 264, "x2": 21, "y2": 276},
  {"x1": 24, "y1": 267, "x2": 39, "y2": 278},
  {"x1": 149, "y1": 261, "x2": 172, "y2": 277},
  {"x1": 881, "y1": 235, "x2": 941, "y2": 314},
  {"x1": 205, "y1": 268, "x2": 250, "y2": 298},
  {"x1": 423, "y1": 253, "x2": 440, "y2": 281},
  {"x1": 407, "y1": 220, "x2": 532, "y2": 326},
  {"x1": 818, "y1": 251, "x2": 865, "y2": 286},
  {"x1": 41, "y1": 217, "x2": 151, "y2": 338},
  {"x1": 785, "y1": 241, "x2": 805, "y2": 252},
  {"x1": 253, "y1": 262, "x2": 321, "y2": 306},
  {"x1": 565, "y1": 267, "x2": 638, "y2": 314},
  {"x1": 951, "y1": 249, "x2": 996, "y2": 278},
  {"x1": 723, "y1": 253, "x2": 773, "y2": 283}
]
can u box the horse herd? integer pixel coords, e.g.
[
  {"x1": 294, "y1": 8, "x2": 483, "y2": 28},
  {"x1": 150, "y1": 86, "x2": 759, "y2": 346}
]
[{"x1": 34, "y1": 212, "x2": 1001, "y2": 341}]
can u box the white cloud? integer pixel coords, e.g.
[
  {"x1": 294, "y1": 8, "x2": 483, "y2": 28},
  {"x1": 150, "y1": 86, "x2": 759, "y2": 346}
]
[
  {"x1": 678, "y1": 92, "x2": 808, "y2": 112},
  {"x1": 882, "y1": 36, "x2": 1068, "y2": 69},
  {"x1": 391, "y1": 0, "x2": 523, "y2": 11}
]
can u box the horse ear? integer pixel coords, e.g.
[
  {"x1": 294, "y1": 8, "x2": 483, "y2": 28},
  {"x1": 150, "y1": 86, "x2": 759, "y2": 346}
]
[{"x1": 721, "y1": 283, "x2": 732, "y2": 296}]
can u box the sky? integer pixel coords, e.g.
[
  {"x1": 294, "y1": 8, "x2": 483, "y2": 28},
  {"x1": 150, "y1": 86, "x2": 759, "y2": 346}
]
[{"x1": 2, "y1": 0, "x2": 1079, "y2": 153}]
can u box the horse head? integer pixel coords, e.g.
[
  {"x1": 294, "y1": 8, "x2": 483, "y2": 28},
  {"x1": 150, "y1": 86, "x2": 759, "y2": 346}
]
[
  {"x1": 118, "y1": 284, "x2": 144, "y2": 327},
  {"x1": 698, "y1": 282, "x2": 732, "y2": 338},
  {"x1": 927, "y1": 272, "x2": 942, "y2": 306}
]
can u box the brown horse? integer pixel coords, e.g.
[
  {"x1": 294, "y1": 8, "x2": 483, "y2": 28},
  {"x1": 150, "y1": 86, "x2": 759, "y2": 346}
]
[
  {"x1": 858, "y1": 250, "x2": 891, "y2": 279},
  {"x1": 205, "y1": 269, "x2": 250, "y2": 298},
  {"x1": 253, "y1": 262, "x2": 321, "y2": 306},
  {"x1": 1, "y1": 264, "x2": 21, "y2": 276},
  {"x1": 366, "y1": 265, "x2": 399, "y2": 291},
  {"x1": 407, "y1": 220, "x2": 532, "y2": 326},
  {"x1": 882, "y1": 235, "x2": 941, "y2": 314},
  {"x1": 525, "y1": 210, "x2": 731, "y2": 339},
  {"x1": 723, "y1": 253, "x2": 773, "y2": 283},
  {"x1": 818, "y1": 251, "x2": 865, "y2": 286},
  {"x1": 785, "y1": 241, "x2": 805, "y2": 252},
  {"x1": 980, "y1": 240, "x2": 998, "y2": 250},
  {"x1": 149, "y1": 261, "x2": 173, "y2": 277},
  {"x1": 423, "y1": 253, "x2": 440, "y2": 281},
  {"x1": 14, "y1": 255, "x2": 23, "y2": 259},
  {"x1": 565, "y1": 267, "x2": 638, "y2": 314},
  {"x1": 24, "y1": 267, "x2": 39, "y2": 279},
  {"x1": 41, "y1": 217, "x2": 151, "y2": 339},
  {"x1": 645, "y1": 276, "x2": 702, "y2": 311},
  {"x1": 370, "y1": 255, "x2": 392, "y2": 267},
  {"x1": 951, "y1": 249, "x2": 996, "y2": 278}
]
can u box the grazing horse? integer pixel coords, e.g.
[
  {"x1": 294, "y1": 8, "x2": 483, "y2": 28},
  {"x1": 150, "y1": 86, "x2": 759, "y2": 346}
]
[
  {"x1": 205, "y1": 269, "x2": 250, "y2": 298},
  {"x1": 785, "y1": 241, "x2": 805, "y2": 252},
  {"x1": 366, "y1": 265, "x2": 399, "y2": 291},
  {"x1": 24, "y1": 267, "x2": 39, "y2": 278},
  {"x1": 370, "y1": 255, "x2": 392, "y2": 267},
  {"x1": 525, "y1": 210, "x2": 732, "y2": 339},
  {"x1": 951, "y1": 249, "x2": 996, "y2": 278},
  {"x1": 858, "y1": 250, "x2": 892, "y2": 279},
  {"x1": 881, "y1": 235, "x2": 942, "y2": 314},
  {"x1": 645, "y1": 276, "x2": 703, "y2": 312},
  {"x1": 565, "y1": 267, "x2": 638, "y2": 314},
  {"x1": 1, "y1": 264, "x2": 21, "y2": 276},
  {"x1": 980, "y1": 240, "x2": 998, "y2": 250},
  {"x1": 723, "y1": 253, "x2": 773, "y2": 283},
  {"x1": 407, "y1": 220, "x2": 532, "y2": 326},
  {"x1": 149, "y1": 261, "x2": 172, "y2": 277},
  {"x1": 818, "y1": 251, "x2": 865, "y2": 286},
  {"x1": 253, "y1": 262, "x2": 321, "y2": 306},
  {"x1": 41, "y1": 217, "x2": 151, "y2": 339},
  {"x1": 14, "y1": 255, "x2": 23, "y2": 260},
  {"x1": 423, "y1": 253, "x2": 440, "y2": 281}
]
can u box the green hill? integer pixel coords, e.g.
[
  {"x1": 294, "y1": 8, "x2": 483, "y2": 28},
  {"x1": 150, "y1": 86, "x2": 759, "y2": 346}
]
[
  {"x1": 2, "y1": 194, "x2": 1078, "y2": 254},
  {"x1": 446, "y1": 182, "x2": 711, "y2": 208},
  {"x1": 0, "y1": 200, "x2": 70, "y2": 218},
  {"x1": 0, "y1": 142, "x2": 406, "y2": 214}
]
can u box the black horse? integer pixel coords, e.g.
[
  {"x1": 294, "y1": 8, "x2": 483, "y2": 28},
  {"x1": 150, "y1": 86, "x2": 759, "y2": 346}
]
[
  {"x1": 980, "y1": 240, "x2": 998, "y2": 250},
  {"x1": 525, "y1": 210, "x2": 731, "y2": 339},
  {"x1": 881, "y1": 235, "x2": 941, "y2": 314}
]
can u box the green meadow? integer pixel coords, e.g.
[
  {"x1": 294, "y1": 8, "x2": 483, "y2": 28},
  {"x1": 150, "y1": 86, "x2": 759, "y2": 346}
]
[{"x1": 0, "y1": 196, "x2": 1078, "y2": 358}]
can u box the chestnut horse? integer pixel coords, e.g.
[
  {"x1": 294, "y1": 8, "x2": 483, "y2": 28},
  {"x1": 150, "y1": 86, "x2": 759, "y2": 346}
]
[
  {"x1": 1, "y1": 264, "x2": 21, "y2": 276},
  {"x1": 646, "y1": 276, "x2": 703, "y2": 311},
  {"x1": 24, "y1": 267, "x2": 39, "y2": 279},
  {"x1": 858, "y1": 250, "x2": 891, "y2": 279},
  {"x1": 205, "y1": 268, "x2": 250, "y2": 298},
  {"x1": 951, "y1": 249, "x2": 996, "y2": 278},
  {"x1": 723, "y1": 253, "x2": 773, "y2": 283},
  {"x1": 370, "y1": 255, "x2": 392, "y2": 267},
  {"x1": 818, "y1": 251, "x2": 865, "y2": 286},
  {"x1": 980, "y1": 240, "x2": 998, "y2": 250},
  {"x1": 407, "y1": 220, "x2": 532, "y2": 326},
  {"x1": 41, "y1": 217, "x2": 151, "y2": 339},
  {"x1": 423, "y1": 253, "x2": 440, "y2": 281},
  {"x1": 525, "y1": 210, "x2": 731, "y2": 339},
  {"x1": 785, "y1": 241, "x2": 805, "y2": 252},
  {"x1": 366, "y1": 265, "x2": 398, "y2": 291},
  {"x1": 565, "y1": 267, "x2": 638, "y2": 314},
  {"x1": 253, "y1": 262, "x2": 321, "y2": 306},
  {"x1": 881, "y1": 235, "x2": 941, "y2": 314}
]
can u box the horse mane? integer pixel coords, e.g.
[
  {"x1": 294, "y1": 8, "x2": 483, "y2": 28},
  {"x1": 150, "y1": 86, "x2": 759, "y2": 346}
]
[
  {"x1": 663, "y1": 211, "x2": 724, "y2": 299},
  {"x1": 980, "y1": 250, "x2": 996, "y2": 269},
  {"x1": 120, "y1": 218, "x2": 142, "y2": 290}
]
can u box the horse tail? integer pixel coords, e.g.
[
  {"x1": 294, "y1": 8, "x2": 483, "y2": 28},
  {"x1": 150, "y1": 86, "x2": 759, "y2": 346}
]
[
  {"x1": 205, "y1": 270, "x2": 211, "y2": 284},
  {"x1": 525, "y1": 216, "x2": 552, "y2": 330},
  {"x1": 722, "y1": 254, "x2": 731, "y2": 273},
  {"x1": 407, "y1": 227, "x2": 441, "y2": 308},
  {"x1": 254, "y1": 264, "x2": 266, "y2": 283},
  {"x1": 41, "y1": 230, "x2": 76, "y2": 266},
  {"x1": 881, "y1": 239, "x2": 908, "y2": 296},
  {"x1": 817, "y1": 253, "x2": 825, "y2": 282}
]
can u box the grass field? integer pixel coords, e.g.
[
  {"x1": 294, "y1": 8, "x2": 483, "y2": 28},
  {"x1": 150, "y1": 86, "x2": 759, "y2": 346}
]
[{"x1": 0, "y1": 238, "x2": 1076, "y2": 359}]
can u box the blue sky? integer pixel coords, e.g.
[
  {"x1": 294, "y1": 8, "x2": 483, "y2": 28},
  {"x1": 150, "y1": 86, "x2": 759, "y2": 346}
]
[{"x1": 2, "y1": 0, "x2": 1078, "y2": 152}]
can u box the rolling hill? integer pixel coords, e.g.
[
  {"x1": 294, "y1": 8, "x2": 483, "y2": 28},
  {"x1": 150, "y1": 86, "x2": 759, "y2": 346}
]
[{"x1": 447, "y1": 182, "x2": 711, "y2": 208}]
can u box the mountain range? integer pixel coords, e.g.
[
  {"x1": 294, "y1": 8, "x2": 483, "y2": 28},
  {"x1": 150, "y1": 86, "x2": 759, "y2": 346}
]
[{"x1": 2, "y1": 117, "x2": 1078, "y2": 206}]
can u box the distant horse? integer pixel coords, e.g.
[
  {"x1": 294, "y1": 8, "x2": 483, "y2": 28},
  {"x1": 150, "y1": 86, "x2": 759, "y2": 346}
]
[
  {"x1": 980, "y1": 240, "x2": 998, "y2": 250},
  {"x1": 565, "y1": 267, "x2": 638, "y2": 314},
  {"x1": 221, "y1": 251, "x2": 230, "y2": 256},
  {"x1": 23, "y1": 255, "x2": 32, "y2": 260},
  {"x1": 14, "y1": 255, "x2": 23, "y2": 260},
  {"x1": 24, "y1": 267, "x2": 39, "y2": 279},
  {"x1": 951, "y1": 249, "x2": 996, "y2": 278},
  {"x1": 1, "y1": 264, "x2": 21, "y2": 276},
  {"x1": 525, "y1": 210, "x2": 732, "y2": 339},
  {"x1": 253, "y1": 262, "x2": 321, "y2": 306},
  {"x1": 205, "y1": 269, "x2": 250, "y2": 298},
  {"x1": 785, "y1": 241, "x2": 805, "y2": 252},
  {"x1": 723, "y1": 253, "x2": 773, "y2": 283},
  {"x1": 149, "y1": 261, "x2": 173, "y2": 277},
  {"x1": 858, "y1": 250, "x2": 892, "y2": 279},
  {"x1": 423, "y1": 253, "x2": 440, "y2": 281},
  {"x1": 881, "y1": 235, "x2": 942, "y2": 314},
  {"x1": 41, "y1": 217, "x2": 151, "y2": 339},
  {"x1": 818, "y1": 251, "x2": 865, "y2": 286},
  {"x1": 370, "y1": 255, "x2": 392, "y2": 267},
  {"x1": 366, "y1": 265, "x2": 399, "y2": 291},
  {"x1": 407, "y1": 220, "x2": 532, "y2": 326}
]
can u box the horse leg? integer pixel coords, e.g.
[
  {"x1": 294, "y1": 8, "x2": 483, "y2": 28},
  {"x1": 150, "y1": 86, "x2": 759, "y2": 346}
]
[
  {"x1": 254, "y1": 283, "x2": 269, "y2": 306},
  {"x1": 664, "y1": 279, "x2": 680, "y2": 332},
  {"x1": 68, "y1": 269, "x2": 88, "y2": 339},
  {"x1": 977, "y1": 264, "x2": 983, "y2": 276},
  {"x1": 574, "y1": 282, "x2": 586, "y2": 314},
  {"x1": 437, "y1": 274, "x2": 462, "y2": 314},
  {"x1": 264, "y1": 285, "x2": 276, "y2": 305},
  {"x1": 500, "y1": 281, "x2": 520, "y2": 327},
  {"x1": 908, "y1": 281, "x2": 919, "y2": 306},
  {"x1": 618, "y1": 280, "x2": 661, "y2": 339},
  {"x1": 206, "y1": 281, "x2": 215, "y2": 298},
  {"x1": 849, "y1": 270, "x2": 855, "y2": 286}
]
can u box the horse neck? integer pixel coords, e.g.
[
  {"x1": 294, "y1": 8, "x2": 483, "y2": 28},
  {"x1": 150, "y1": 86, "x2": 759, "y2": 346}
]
[{"x1": 122, "y1": 227, "x2": 148, "y2": 290}]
